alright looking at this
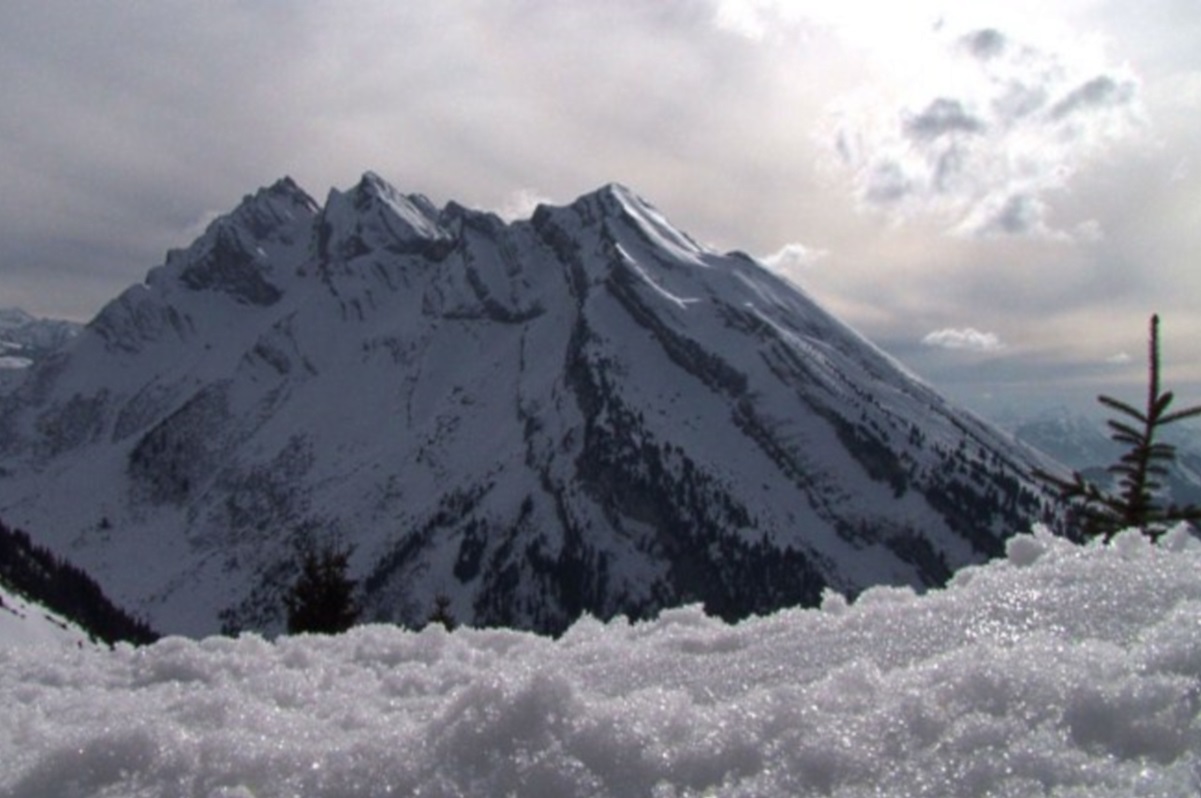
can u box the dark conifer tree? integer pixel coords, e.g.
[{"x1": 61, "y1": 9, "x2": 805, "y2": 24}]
[
  {"x1": 427, "y1": 593, "x2": 457, "y2": 631},
  {"x1": 284, "y1": 543, "x2": 360, "y2": 634},
  {"x1": 1035, "y1": 315, "x2": 1201, "y2": 541}
]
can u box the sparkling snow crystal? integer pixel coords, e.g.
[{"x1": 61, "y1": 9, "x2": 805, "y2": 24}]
[{"x1": 2, "y1": 527, "x2": 1200, "y2": 796}]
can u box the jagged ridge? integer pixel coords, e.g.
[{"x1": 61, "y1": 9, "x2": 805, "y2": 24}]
[{"x1": 0, "y1": 174, "x2": 1061, "y2": 635}]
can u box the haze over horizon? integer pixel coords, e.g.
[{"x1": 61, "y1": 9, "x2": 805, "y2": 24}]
[{"x1": 2, "y1": 1, "x2": 1198, "y2": 418}]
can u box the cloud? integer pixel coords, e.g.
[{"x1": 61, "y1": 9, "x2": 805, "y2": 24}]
[
  {"x1": 1073, "y1": 219, "x2": 1104, "y2": 243},
  {"x1": 828, "y1": 21, "x2": 1144, "y2": 238},
  {"x1": 0, "y1": 0, "x2": 1197, "y2": 418},
  {"x1": 1049, "y1": 76, "x2": 1135, "y2": 121},
  {"x1": 955, "y1": 192, "x2": 1062, "y2": 239},
  {"x1": 497, "y1": 188, "x2": 552, "y2": 222},
  {"x1": 1106, "y1": 352, "x2": 1133, "y2": 365},
  {"x1": 922, "y1": 328, "x2": 1005, "y2": 352},
  {"x1": 961, "y1": 28, "x2": 1007, "y2": 60},
  {"x1": 761, "y1": 242, "x2": 826, "y2": 272},
  {"x1": 904, "y1": 98, "x2": 987, "y2": 141}
]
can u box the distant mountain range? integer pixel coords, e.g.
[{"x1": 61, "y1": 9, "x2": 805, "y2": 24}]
[
  {"x1": 1005, "y1": 407, "x2": 1201, "y2": 508},
  {"x1": 0, "y1": 308, "x2": 81, "y2": 387},
  {"x1": 0, "y1": 173, "x2": 1062, "y2": 636}
]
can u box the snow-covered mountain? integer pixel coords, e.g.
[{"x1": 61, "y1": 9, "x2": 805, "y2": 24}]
[
  {"x1": 0, "y1": 173, "x2": 1059, "y2": 636},
  {"x1": 0, "y1": 307, "x2": 81, "y2": 380}
]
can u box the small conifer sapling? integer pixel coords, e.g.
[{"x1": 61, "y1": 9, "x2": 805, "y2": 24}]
[
  {"x1": 1035, "y1": 314, "x2": 1201, "y2": 541},
  {"x1": 427, "y1": 593, "x2": 457, "y2": 631}
]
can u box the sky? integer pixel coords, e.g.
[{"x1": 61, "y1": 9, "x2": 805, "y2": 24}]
[{"x1": 0, "y1": 0, "x2": 1198, "y2": 418}]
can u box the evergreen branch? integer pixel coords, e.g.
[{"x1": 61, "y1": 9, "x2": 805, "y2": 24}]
[
  {"x1": 1161, "y1": 405, "x2": 1201, "y2": 425},
  {"x1": 1151, "y1": 391, "x2": 1175, "y2": 419},
  {"x1": 1105, "y1": 420, "x2": 1142, "y2": 442},
  {"x1": 1097, "y1": 395, "x2": 1147, "y2": 423}
]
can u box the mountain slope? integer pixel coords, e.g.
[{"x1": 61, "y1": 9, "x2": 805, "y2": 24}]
[
  {"x1": 0, "y1": 583, "x2": 92, "y2": 647},
  {"x1": 0, "y1": 173, "x2": 1059, "y2": 635},
  {"x1": 0, "y1": 519, "x2": 157, "y2": 646}
]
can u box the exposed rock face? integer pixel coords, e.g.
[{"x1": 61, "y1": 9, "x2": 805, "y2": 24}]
[{"x1": 0, "y1": 174, "x2": 1058, "y2": 635}]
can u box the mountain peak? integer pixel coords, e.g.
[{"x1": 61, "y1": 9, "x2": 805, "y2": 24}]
[
  {"x1": 222, "y1": 177, "x2": 320, "y2": 240},
  {"x1": 149, "y1": 178, "x2": 319, "y2": 307},
  {"x1": 356, "y1": 170, "x2": 397, "y2": 196},
  {"x1": 572, "y1": 181, "x2": 648, "y2": 215},
  {"x1": 567, "y1": 182, "x2": 709, "y2": 261},
  {"x1": 0, "y1": 170, "x2": 1061, "y2": 636},
  {"x1": 318, "y1": 172, "x2": 455, "y2": 261},
  {"x1": 263, "y1": 175, "x2": 319, "y2": 208}
]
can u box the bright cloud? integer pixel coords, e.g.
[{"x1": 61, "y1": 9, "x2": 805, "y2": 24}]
[
  {"x1": 498, "y1": 188, "x2": 553, "y2": 222},
  {"x1": 826, "y1": 22, "x2": 1143, "y2": 239},
  {"x1": 714, "y1": 2, "x2": 1145, "y2": 239},
  {"x1": 761, "y1": 242, "x2": 826, "y2": 272},
  {"x1": 922, "y1": 327, "x2": 1005, "y2": 352}
]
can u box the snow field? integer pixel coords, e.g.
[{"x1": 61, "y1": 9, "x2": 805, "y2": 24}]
[
  {"x1": 0, "y1": 584, "x2": 93, "y2": 648},
  {"x1": 3, "y1": 526, "x2": 1201, "y2": 797}
]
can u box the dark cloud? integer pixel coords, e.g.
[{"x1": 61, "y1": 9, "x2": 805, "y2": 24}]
[
  {"x1": 974, "y1": 194, "x2": 1047, "y2": 237},
  {"x1": 961, "y1": 28, "x2": 1006, "y2": 60},
  {"x1": 904, "y1": 98, "x2": 987, "y2": 140},
  {"x1": 1048, "y1": 76, "x2": 1136, "y2": 121},
  {"x1": 991, "y1": 81, "x2": 1048, "y2": 122},
  {"x1": 864, "y1": 161, "x2": 915, "y2": 205}
]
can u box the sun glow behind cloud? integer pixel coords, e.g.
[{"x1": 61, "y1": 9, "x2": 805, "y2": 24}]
[
  {"x1": 0, "y1": 0, "x2": 1197, "y2": 414},
  {"x1": 716, "y1": 1, "x2": 1145, "y2": 240}
]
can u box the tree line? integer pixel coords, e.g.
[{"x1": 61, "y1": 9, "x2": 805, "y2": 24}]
[{"x1": 0, "y1": 519, "x2": 158, "y2": 645}]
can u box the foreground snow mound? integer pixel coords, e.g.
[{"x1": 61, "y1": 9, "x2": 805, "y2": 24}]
[{"x1": 3, "y1": 527, "x2": 1200, "y2": 797}]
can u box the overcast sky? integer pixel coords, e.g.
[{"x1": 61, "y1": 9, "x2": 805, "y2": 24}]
[{"x1": 1, "y1": 0, "x2": 1198, "y2": 418}]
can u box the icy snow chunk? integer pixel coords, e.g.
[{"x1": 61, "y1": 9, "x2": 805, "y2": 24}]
[
  {"x1": 1112, "y1": 526, "x2": 1156, "y2": 560},
  {"x1": 1159, "y1": 523, "x2": 1201, "y2": 552},
  {"x1": 820, "y1": 588, "x2": 850, "y2": 616},
  {"x1": 853, "y1": 583, "x2": 918, "y2": 607},
  {"x1": 1006, "y1": 528, "x2": 1051, "y2": 567}
]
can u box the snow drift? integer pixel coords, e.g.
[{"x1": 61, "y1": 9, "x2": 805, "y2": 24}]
[{"x1": 4, "y1": 526, "x2": 1200, "y2": 797}]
